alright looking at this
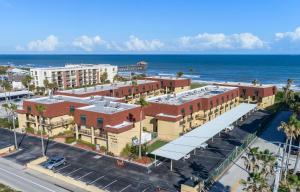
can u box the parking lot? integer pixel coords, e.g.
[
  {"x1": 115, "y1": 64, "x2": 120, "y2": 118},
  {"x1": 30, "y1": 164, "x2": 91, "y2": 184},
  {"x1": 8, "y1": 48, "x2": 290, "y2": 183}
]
[{"x1": 0, "y1": 110, "x2": 270, "y2": 191}]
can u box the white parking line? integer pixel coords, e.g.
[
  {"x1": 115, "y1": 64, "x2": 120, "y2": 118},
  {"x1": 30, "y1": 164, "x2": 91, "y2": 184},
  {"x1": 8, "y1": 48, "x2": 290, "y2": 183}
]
[
  {"x1": 102, "y1": 180, "x2": 117, "y2": 189},
  {"x1": 142, "y1": 187, "x2": 150, "y2": 192},
  {"x1": 54, "y1": 164, "x2": 70, "y2": 172},
  {"x1": 119, "y1": 184, "x2": 131, "y2": 192},
  {"x1": 89, "y1": 175, "x2": 104, "y2": 185},
  {"x1": 77, "y1": 171, "x2": 93, "y2": 180},
  {"x1": 66, "y1": 168, "x2": 82, "y2": 175}
]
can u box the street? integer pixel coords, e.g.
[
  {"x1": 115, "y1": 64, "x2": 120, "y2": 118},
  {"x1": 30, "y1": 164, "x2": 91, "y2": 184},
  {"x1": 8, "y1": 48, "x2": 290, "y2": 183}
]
[{"x1": 0, "y1": 157, "x2": 87, "y2": 192}]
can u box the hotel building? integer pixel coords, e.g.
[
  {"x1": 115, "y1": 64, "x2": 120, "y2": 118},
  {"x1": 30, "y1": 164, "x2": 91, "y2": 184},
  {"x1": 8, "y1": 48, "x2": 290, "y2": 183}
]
[
  {"x1": 56, "y1": 76, "x2": 191, "y2": 103},
  {"x1": 213, "y1": 82, "x2": 277, "y2": 108},
  {"x1": 30, "y1": 64, "x2": 118, "y2": 90},
  {"x1": 17, "y1": 95, "x2": 143, "y2": 155},
  {"x1": 143, "y1": 76, "x2": 191, "y2": 94},
  {"x1": 144, "y1": 85, "x2": 240, "y2": 141}
]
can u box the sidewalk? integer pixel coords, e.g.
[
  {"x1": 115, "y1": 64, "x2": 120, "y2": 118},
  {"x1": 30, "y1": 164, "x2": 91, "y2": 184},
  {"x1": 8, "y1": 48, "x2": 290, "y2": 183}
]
[{"x1": 0, "y1": 157, "x2": 88, "y2": 192}]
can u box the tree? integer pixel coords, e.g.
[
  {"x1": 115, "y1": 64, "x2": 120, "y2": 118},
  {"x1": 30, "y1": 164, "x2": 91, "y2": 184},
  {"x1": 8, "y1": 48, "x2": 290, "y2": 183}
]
[
  {"x1": 283, "y1": 79, "x2": 294, "y2": 105},
  {"x1": 21, "y1": 75, "x2": 33, "y2": 98},
  {"x1": 176, "y1": 71, "x2": 184, "y2": 78},
  {"x1": 252, "y1": 79, "x2": 258, "y2": 86},
  {"x1": 43, "y1": 79, "x2": 50, "y2": 95},
  {"x1": 131, "y1": 80, "x2": 138, "y2": 101},
  {"x1": 48, "y1": 82, "x2": 58, "y2": 97},
  {"x1": 35, "y1": 104, "x2": 46, "y2": 156},
  {"x1": 240, "y1": 172, "x2": 271, "y2": 192},
  {"x1": 241, "y1": 147, "x2": 276, "y2": 192},
  {"x1": 2, "y1": 103, "x2": 18, "y2": 150},
  {"x1": 278, "y1": 118, "x2": 298, "y2": 180},
  {"x1": 1, "y1": 80, "x2": 12, "y2": 103},
  {"x1": 100, "y1": 72, "x2": 108, "y2": 84},
  {"x1": 288, "y1": 114, "x2": 300, "y2": 174},
  {"x1": 136, "y1": 97, "x2": 149, "y2": 159}
]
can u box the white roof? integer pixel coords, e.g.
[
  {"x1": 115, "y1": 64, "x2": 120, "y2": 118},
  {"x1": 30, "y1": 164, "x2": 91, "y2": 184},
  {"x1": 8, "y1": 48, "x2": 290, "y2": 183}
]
[
  {"x1": 0, "y1": 90, "x2": 33, "y2": 99},
  {"x1": 151, "y1": 103, "x2": 257, "y2": 160}
]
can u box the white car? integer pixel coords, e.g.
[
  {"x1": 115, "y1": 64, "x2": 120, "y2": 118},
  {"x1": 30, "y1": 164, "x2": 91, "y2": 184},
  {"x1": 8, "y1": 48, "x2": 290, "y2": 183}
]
[
  {"x1": 198, "y1": 143, "x2": 208, "y2": 150},
  {"x1": 184, "y1": 153, "x2": 191, "y2": 160},
  {"x1": 225, "y1": 125, "x2": 234, "y2": 132}
]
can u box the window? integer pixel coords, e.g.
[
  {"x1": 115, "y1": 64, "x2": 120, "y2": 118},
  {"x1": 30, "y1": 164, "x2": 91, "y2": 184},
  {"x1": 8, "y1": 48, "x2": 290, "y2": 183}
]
[
  {"x1": 197, "y1": 103, "x2": 201, "y2": 110},
  {"x1": 97, "y1": 118, "x2": 104, "y2": 129},
  {"x1": 69, "y1": 106, "x2": 75, "y2": 114},
  {"x1": 80, "y1": 115, "x2": 87, "y2": 125},
  {"x1": 181, "y1": 108, "x2": 185, "y2": 115},
  {"x1": 189, "y1": 105, "x2": 193, "y2": 113},
  {"x1": 210, "y1": 101, "x2": 213, "y2": 109},
  {"x1": 27, "y1": 106, "x2": 31, "y2": 113}
]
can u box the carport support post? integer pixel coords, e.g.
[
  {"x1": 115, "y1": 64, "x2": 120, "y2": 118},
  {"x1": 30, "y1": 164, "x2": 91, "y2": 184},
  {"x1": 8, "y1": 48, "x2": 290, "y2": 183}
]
[
  {"x1": 170, "y1": 160, "x2": 173, "y2": 171},
  {"x1": 91, "y1": 126, "x2": 95, "y2": 144},
  {"x1": 75, "y1": 124, "x2": 79, "y2": 140},
  {"x1": 154, "y1": 155, "x2": 157, "y2": 166}
]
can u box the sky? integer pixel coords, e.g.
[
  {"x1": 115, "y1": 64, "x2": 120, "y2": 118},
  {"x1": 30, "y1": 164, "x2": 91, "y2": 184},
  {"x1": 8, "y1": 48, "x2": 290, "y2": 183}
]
[{"x1": 0, "y1": 0, "x2": 300, "y2": 54}]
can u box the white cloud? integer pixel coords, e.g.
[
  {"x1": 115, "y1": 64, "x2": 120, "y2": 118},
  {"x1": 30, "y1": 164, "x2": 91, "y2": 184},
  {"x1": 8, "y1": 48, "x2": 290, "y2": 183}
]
[
  {"x1": 26, "y1": 35, "x2": 59, "y2": 51},
  {"x1": 122, "y1": 35, "x2": 164, "y2": 51},
  {"x1": 275, "y1": 27, "x2": 300, "y2": 41},
  {"x1": 72, "y1": 35, "x2": 106, "y2": 51},
  {"x1": 178, "y1": 32, "x2": 265, "y2": 50}
]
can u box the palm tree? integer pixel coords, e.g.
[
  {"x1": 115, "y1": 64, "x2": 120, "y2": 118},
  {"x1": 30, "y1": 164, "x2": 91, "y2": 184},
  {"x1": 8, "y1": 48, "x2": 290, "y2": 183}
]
[
  {"x1": 242, "y1": 147, "x2": 260, "y2": 173},
  {"x1": 240, "y1": 172, "x2": 271, "y2": 192},
  {"x1": 2, "y1": 103, "x2": 18, "y2": 150},
  {"x1": 252, "y1": 79, "x2": 258, "y2": 86},
  {"x1": 241, "y1": 147, "x2": 275, "y2": 192},
  {"x1": 43, "y1": 79, "x2": 50, "y2": 95},
  {"x1": 21, "y1": 75, "x2": 33, "y2": 98},
  {"x1": 2, "y1": 81, "x2": 12, "y2": 103},
  {"x1": 283, "y1": 79, "x2": 294, "y2": 105},
  {"x1": 48, "y1": 82, "x2": 57, "y2": 98},
  {"x1": 176, "y1": 71, "x2": 184, "y2": 78},
  {"x1": 136, "y1": 97, "x2": 149, "y2": 159},
  {"x1": 131, "y1": 80, "x2": 138, "y2": 102},
  {"x1": 278, "y1": 119, "x2": 297, "y2": 180},
  {"x1": 35, "y1": 104, "x2": 46, "y2": 156},
  {"x1": 288, "y1": 114, "x2": 300, "y2": 174}
]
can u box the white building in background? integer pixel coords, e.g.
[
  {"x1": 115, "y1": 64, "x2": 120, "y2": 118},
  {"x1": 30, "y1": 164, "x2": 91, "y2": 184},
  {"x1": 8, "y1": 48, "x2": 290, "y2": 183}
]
[
  {"x1": 12, "y1": 81, "x2": 25, "y2": 90},
  {"x1": 30, "y1": 64, "x2": 118, "y2": 90}
]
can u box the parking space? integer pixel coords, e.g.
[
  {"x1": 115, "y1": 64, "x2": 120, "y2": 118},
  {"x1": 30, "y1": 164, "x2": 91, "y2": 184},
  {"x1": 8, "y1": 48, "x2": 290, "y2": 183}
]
[{"x1": 1, "y1": 110, "x2": 270, "y2": 191}]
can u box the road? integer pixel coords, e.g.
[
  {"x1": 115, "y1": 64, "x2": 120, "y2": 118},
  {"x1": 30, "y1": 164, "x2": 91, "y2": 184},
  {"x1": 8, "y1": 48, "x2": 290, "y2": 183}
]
[
  {"x1": 0, "y1": 157, "x2": 85, "y2": 192},
  {"x1": 210, "y1": 110, "x2": 292, "y2": 192}
]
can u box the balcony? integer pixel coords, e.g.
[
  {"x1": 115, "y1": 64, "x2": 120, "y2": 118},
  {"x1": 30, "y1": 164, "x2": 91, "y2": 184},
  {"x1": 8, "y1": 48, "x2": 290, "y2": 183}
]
[
  {"x1": 42, "y1": 119, "x2": 73, "y2": 129},
  {"x1": 79, "y1": 128, "x2": 92, "y2": 135},
  {"x1": 26, "y1": 117, "x2": 36, "y2": 123}
]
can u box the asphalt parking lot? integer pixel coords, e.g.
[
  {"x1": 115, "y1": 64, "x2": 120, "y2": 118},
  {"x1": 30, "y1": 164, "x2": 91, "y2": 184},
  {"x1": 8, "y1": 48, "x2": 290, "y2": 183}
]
[{"x1": 0, "y1": 110, "x2": 270, "y2": 191}]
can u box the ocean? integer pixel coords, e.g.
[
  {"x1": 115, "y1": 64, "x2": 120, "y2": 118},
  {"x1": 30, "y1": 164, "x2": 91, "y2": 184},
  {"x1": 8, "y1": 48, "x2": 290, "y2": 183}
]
[{"x1": 0, "y1": 54, "x2": 299, "y2": 90}]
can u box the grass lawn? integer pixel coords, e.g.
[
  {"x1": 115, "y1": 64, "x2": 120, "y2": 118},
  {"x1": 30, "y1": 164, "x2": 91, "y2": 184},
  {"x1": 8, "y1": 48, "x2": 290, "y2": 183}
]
[
  {"x1": 147, "y1": 140, "x2": 168, "y2": 153},
  {"x1": 191, "y1": 82, "x2": 208, "y2": 89},
  {"x1": 0, "y1": 183, "x2": 20, "y2": 192}
]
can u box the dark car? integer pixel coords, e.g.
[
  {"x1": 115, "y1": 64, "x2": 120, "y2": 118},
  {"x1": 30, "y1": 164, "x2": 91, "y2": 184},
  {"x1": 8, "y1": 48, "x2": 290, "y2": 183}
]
[{"x1": 43, "y1": 155, "x2": 66, "y2": 170}]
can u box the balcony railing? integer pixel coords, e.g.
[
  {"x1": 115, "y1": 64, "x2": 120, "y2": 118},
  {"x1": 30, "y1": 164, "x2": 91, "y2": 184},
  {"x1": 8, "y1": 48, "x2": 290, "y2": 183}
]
[
  {"x1": 42, "y1": 119, "x2": 73, "y2": 129},
  {"x1": 26, "y1": 117, "x2": 36, "y2": 122}
]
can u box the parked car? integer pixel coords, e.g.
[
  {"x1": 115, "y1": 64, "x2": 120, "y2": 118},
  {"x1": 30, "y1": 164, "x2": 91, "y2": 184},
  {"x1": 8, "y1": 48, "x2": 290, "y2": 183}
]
[
  {"x1": 197, "y1": 142, "x2": 208, "y2": 150},
  {"x1": 43, "y1": 155, "x2": 66, "y2": 170},
  {"x1": 184, "y1": 153, "x2": 191, "y2": 160},
  {"x1": 224, "y1": 125, "x2": 234, "y2": 132}
]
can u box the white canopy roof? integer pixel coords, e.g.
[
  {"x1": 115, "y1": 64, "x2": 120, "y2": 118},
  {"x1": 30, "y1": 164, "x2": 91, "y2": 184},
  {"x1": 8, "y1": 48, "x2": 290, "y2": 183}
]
[
  {"x1": 151, "y1": 103, "x2": 257, "y2": 160},
  {"x1": 0, "y1": 90, "x2": 33, "y2": 99}
]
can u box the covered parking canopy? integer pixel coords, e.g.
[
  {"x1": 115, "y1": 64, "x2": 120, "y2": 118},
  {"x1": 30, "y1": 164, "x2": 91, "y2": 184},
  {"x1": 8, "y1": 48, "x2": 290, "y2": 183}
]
[{"x1": 151, "y1": 103, "x2": 257, "y2": 161}]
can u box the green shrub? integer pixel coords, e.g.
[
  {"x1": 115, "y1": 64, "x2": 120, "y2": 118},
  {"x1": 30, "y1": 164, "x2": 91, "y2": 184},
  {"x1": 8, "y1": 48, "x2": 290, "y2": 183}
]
[
  {"x1": 0, "y1": 118, "x2": 12, "y2": 128},
  {"x1": 65, "y1": 137, "x2": 76, "y2": 143},
  {"x1": 25, "y1": 127, "x2": 35, "y2": 133},
  {"x1": 77, "y1": 139, "x2": 96, "y2": 149}
]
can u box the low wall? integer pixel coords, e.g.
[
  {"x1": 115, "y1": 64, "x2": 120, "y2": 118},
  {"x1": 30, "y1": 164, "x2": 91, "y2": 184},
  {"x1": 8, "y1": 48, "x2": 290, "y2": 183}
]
[
  {"x1": 0, "y1": 145, "x2": 15, "y2": 155},
  {"x1": 27, "y1": 157, "x2": 104, "y2": 192}
]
